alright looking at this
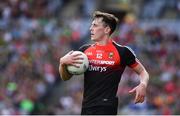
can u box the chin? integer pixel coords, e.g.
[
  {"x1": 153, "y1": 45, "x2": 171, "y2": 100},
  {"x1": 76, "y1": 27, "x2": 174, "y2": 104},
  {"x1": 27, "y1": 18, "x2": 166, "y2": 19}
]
[
  {"x1": 91, "y1": 37, "x2": 95, "y2": 41},
  {"x1": 91, "y1": 37, "x2": 100, "y2": 42}
]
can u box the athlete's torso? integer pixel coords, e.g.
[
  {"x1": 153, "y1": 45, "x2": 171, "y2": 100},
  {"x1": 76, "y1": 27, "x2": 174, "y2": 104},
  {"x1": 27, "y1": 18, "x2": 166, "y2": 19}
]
[{"x1": 79, "y1": 40, "x2": 138, "y2": 108}]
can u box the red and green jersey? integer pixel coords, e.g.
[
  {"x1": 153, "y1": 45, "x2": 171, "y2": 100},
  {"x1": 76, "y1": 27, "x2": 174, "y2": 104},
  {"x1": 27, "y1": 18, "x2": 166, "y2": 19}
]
[{"x1": 79, "y1": 40, "x2": 138, "y2": 108}]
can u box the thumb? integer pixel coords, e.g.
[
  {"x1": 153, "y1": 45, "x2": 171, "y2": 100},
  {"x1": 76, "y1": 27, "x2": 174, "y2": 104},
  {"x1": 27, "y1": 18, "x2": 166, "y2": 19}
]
[
  {"x1": 129, "y1": 87, "x2": 136, "y2": 94},
  {"x1": 68, "y1": 50, "x2": 74, "y2": 55}
]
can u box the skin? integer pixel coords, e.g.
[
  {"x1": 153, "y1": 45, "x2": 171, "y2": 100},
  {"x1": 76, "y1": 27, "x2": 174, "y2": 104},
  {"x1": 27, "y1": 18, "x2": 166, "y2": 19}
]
[
  {"x1": 90, "y1": 17, "x2": 112, "y2": 45},
  {"x1": 59, "y1": 50, "x2": 83, "y2": 81},
  {"x1": 59, "y1": 17, "x2": 149, "y2": 104},
  {"x1": 129, "y1": 59, "x2": 149, "y2": 104}
]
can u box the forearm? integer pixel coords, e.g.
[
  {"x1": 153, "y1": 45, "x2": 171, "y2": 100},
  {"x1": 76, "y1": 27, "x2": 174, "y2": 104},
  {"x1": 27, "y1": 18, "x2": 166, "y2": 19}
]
[
  {"x1": 139, "y1": 69, "x2": 149, "y2": 88},
  {"x1": 132, "y1": 61, "x2": 149, "y2": 88},
  {"x1": 59, "y1": 61, "x2": 73, "y2": 81}
]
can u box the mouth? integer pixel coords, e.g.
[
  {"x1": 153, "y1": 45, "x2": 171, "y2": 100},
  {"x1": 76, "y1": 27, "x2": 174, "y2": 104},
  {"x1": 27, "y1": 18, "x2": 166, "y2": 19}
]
[{"x1": 91, "y1": 33, "x2": 94, "y2": 36}]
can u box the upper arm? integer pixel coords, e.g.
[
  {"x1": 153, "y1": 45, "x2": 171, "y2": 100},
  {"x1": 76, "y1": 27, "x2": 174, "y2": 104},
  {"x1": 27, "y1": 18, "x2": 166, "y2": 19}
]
[
  {"x1": 124, "y1": 46, "x2": 138, "y2": 68},
  {"x1": 123, "y1": 46, "x2": 146, "y2": 74},
  {"x1": 131, "y1": 59, "x2": 145, "y2": 75}
]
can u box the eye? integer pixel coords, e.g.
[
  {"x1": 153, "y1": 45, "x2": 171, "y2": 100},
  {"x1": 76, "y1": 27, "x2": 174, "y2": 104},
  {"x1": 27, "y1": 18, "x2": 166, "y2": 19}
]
[{"x1": 93, "y1": 24, "x2": 98, "y2": 27}]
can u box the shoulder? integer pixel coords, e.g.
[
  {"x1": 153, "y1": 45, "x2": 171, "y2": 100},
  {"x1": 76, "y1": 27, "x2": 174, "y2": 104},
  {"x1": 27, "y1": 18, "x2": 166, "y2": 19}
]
[
  {"x1": 112, "y1": 41, "x2": 123, "y2": 48},
  {"x1": 112, "y1": 41, "x2": 127, "y2": 51},
  {"x1": 78, "y1": 44, "x2": 92, "y2": 52},
  {"x1": 123, "y1": 46, "x2": 136, "y2": 57},
  {"x1": 112, "y1": 41, "x2": 136, "y2": 56}
]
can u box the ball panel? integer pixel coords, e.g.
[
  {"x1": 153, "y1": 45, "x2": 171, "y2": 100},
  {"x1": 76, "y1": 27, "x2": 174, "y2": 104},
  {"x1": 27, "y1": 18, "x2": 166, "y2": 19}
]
[{"x1": 67, "y1": 51, "x2": 89, "y2": 75}]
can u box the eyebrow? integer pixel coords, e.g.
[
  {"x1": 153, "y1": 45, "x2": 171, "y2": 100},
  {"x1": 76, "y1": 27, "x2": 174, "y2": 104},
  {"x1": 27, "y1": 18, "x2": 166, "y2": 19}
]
[{"x1": 91, "y1": 21, "x2": 98, "y2": 26}]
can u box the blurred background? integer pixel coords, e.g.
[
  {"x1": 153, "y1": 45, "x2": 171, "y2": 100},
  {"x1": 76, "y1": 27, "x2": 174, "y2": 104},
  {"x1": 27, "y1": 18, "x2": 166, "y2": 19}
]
[{"x1": 0, "y1": 0, "x2": 180, "y2": 115}]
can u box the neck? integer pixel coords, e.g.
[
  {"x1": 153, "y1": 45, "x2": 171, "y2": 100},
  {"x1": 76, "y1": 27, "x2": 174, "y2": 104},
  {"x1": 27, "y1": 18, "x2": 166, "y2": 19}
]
[{"x1": 96, "y1": 36, "x2": 111, "y2": 46}]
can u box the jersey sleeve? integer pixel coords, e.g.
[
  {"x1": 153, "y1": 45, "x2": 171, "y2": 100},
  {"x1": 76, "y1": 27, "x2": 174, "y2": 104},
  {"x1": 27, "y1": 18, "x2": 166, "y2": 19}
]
[
  {"x1": 124, "y1": 46, "x2": 138, "y2": 68},
  {"x1": 78, "y1": 44, "x2": 91, "y2": 52}
]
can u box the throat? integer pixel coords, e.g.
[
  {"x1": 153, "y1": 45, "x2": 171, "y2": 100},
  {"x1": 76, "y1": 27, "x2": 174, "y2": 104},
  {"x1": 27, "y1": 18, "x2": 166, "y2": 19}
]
[{"x1": 96, "y1": 39, "x2": 112, "y2": 46}]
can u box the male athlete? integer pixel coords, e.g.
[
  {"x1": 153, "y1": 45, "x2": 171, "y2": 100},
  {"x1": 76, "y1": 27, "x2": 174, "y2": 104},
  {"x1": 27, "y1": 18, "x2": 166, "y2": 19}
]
[{"x1": 59, "y1": 11, "x2": 149, "y2": 115}]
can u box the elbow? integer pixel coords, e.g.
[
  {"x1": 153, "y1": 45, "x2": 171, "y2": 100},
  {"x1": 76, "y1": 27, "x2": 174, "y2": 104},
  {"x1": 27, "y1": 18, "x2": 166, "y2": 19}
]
[
  {"x1": 140, "y1": 68, "x2": 149, "y2": 80},
  {"x1": 61, "y1": 77, "x2": 70, "y2": 81},
  {"x1": 60, "y1": 73, "x2": 72, "y2": 81},
  {"x1": 61, "y1": 79, "x2": 68, "y2": 81},
  {"x1": 145, "y1": 70, "x2": 149, "y2": 79}
]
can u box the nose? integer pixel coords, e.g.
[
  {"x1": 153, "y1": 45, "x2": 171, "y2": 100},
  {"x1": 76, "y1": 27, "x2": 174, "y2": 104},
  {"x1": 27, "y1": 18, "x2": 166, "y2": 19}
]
[{"x1": 89, "y1": 25, "x2": 93, "y2": 31}]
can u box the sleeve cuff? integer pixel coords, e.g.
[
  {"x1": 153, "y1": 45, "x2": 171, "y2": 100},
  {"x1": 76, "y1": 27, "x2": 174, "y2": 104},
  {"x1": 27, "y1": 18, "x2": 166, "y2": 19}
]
[{"x1": 129, "y1": 62, "x2": 139, "y2": 68}]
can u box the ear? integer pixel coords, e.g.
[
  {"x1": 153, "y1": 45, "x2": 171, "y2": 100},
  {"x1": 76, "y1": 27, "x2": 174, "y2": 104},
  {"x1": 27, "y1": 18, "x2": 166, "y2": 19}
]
[{"x1": 104, "y1": 26, "x2": 111, "y2": 35}]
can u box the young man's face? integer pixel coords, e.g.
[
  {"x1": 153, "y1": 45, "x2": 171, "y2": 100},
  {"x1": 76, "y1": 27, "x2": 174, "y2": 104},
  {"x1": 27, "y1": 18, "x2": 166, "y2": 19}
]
[{"x1": 90, "y1": 17, "x2": 109, "y2": 42}]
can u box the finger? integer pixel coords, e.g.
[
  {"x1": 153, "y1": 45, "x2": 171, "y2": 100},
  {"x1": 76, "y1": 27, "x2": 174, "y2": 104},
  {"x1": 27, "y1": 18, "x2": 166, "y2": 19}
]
[
  {"x1": 69, "y1": 64, "x2": 80, "y2": 68},
  {"x1": 68, "y1": 50, "x2": 74, "y2": 55},
  {"x1": 135, "y1": 95, "x2": 144, "y2": 104},
  {"x1": 139, "y1": 99, "x2": 144, "y2": 103},
  {"x1": 134, "y1": 92, "x2": 139, "y2": 103},
  {"x1": 129, "y1": 88, "x2": 136, "y2": 94},
  {"x1": 72, "y1": 53, "x2": 83, "y2": 57},
  {"x1": 135, "y1": 98, "x2": 141, "y2": 104},
  {"x1": 135, "y1": 101, "x2": 138, "y2": 104},
  {"x1": 135, "y1": 98, "x2": 143, "y2": 104},
  {"x1": 73, "y1": 65, "x2": 80, "y2": 68},
  {"x1": 139, "y1": 96, "x2": 145, "y2": 103},
  {"x1": 72, "y1": 61, "x2": 83, "y2": 64},
  {"x1": 73, "y1": 57, "x2": 84, "y2": 60}
]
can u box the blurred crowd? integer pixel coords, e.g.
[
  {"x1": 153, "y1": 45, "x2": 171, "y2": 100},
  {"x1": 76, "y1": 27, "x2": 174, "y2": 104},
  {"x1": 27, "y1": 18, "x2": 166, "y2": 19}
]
[{"x1": 0, "y1": 0, "x2": 179, "y2": 115}]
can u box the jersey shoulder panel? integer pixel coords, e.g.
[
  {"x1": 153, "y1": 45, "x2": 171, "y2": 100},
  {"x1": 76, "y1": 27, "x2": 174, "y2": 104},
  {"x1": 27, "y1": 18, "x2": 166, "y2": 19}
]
[
  {"x1": 123, "y1": 46, "x2": 136, "y2": 57},
  {"x1": 112, "y1": 41, "x2": 137, "y2": 67},
  {"x1": 78, "y1": 44, "x2": 92, "y2": 52},
  {"x1": 123, "y1": 46, "x2": 138, "y2": 67},
  {"x1": 112, "y1": 41, "x2": 126, "y2": 66}
]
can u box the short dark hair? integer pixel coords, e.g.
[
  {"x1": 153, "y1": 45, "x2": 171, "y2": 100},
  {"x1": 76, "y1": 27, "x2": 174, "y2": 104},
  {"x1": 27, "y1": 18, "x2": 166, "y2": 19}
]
[{"x1": 93, "y1": 11, "x2": 119, "y2": 35}]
